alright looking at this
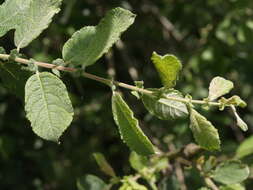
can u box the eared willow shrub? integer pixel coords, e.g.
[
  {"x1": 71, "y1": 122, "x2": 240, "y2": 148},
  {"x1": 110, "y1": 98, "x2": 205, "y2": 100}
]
[{"x1": 0, "y1": 1, "x2": 250, "y2": 189}]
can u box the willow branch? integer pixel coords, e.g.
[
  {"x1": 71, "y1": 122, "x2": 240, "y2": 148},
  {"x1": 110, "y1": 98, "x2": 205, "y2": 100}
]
[{"x1": 0, "y1": 53, "x2": 222, "y2": 107}]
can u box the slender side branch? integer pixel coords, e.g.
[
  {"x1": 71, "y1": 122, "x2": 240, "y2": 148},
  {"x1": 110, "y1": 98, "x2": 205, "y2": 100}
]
[
  {"x1": 204, "y1": 177, "x2": 219, "y2": 190},
  {"x1": 0, "y1": 53, "x2": 221, "y2": 107}
]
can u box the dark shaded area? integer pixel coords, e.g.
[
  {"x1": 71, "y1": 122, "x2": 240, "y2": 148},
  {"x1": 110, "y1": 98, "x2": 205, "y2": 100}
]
[{"x1": 0, "y1": 0, "x2": 253, "y2": 189}]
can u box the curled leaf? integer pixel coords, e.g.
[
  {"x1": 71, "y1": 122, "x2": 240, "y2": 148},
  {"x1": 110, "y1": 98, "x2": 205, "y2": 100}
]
[{"x1": 230, "y1": 106, "x2": 248, "y2": 131}]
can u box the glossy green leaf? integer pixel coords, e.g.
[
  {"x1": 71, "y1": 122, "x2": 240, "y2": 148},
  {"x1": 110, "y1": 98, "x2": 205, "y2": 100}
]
[
  {"x1": 112, "y1": 92, "x2": 155, "y2": 156},
  {"x1": 142, "y1": 88, "x2": 188, "y2": 120},
  {"x1": 189, "y1": 108, "x2": 220, "y2": 151},
  {"x1": 0, "y1": 61, "x2": 32, "y2": 98},
  {"x1": 129, "y1": 151, "x2": 149, "y2": 172},
  {"x1": 93, "y1": 152, "x2": 116, "y2": 177},
  {"x1": 151, "y1": 52, "x2": 182, "y2": 88},
  {"x1": 208, "y1": 76, "x2": 234, "y2": 101},
  {"x1": 25, "y1": 72, "x2": 74, "y2": 142},
  {"x1": 77, "y1": 174, "x2": 107, "y2": 190},
  {"x1": 220, "y1": 184, "x2": 245, "y2": 190},
  {"x1": 62, "y1": 7, "x2": 135, "y2": 67},
  {"x1": 0, "y1": 0, "x2": 62, "y2": 49},
  {"x1": 211, "y1": 160, "x2": 249, "y2": 185},
  {"x1": 235, "y1": 135, "x2": 253, "y2": 159}
]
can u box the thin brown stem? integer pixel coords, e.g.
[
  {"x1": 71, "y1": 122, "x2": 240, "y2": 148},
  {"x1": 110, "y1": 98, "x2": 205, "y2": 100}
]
[{"x1": 0, "y1": 53, "x2": 222, "y2": 107}]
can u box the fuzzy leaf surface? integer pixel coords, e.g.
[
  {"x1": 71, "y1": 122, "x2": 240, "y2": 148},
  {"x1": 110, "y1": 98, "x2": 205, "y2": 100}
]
[
  {"x1": 151, "y1": 52, "x2": 182, "y2": 88},
  {"x1": 142, "y1": 88, "x2": 188, "y2": 120},
  {"x1": 25, "y1": 72, "x2": 73, "y2": 142},
  {"x1": 0, "y1": 0, "x2": 62, "y2": 49},
  {"x1": 112, "y1": 92, "x2": 155, "y2": 156},
  {"x1": 62, "y1": 7, "x2": 135, "y2": 67},
  {"x1": 211, "y1": 160, "x2": 249, "y2": 185},
  {"x1": 189, "y1": 108, "x2": 220, "y2": 150},
  {"x1": 208, "y1": 76, "x2": 234, "y2": 101}
]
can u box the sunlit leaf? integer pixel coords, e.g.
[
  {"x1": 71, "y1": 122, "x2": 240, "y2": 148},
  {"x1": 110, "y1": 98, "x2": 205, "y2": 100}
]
[
  {"x1": 220, "y1": 184, "x2": 245, "y2": 190},
  {"x1": 112, "y1": 92, "x2": 155, "y2": 155},
  {"x1": 231, "y1": 106, "x2": 248, "y2": 131},
  {"x1": 25, "y1": 72, "x2": 73, "y2": 142},
  {"x1": 119, "y1": 176, "x2": 148, "y2": 190},
  {"x1": 208, "y1": 76, "x2": 234, "y2": 101},
  {"x1": 0, "y1": 0, "x2": 62, "y2": 49},
  {"x1": 151, "y1": 52, "x2": 182, "y2": 88},
  {"x1": 129, "y1": 151, "x2": 148, "y2": 172},
  {"x1": 62, "y1": 7, "x2": 135, "y2": 67}
]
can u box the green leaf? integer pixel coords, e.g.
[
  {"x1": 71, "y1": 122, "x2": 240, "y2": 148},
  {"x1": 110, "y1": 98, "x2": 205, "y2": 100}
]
[
  {"x1": 208, "y1": 76, "x2": 234, "y2": 101},
  {"x1": 189, "y1": 108, "x2": 220, "y2": 151},
  {"x1": 129, "y1": 151, "x2": 149, "y2": 172},
  {"x1": 112, "y1": 92, "x2": 155, "y2": 156},
  {"x1": 25, "y1": 72, "x2": 73, "y2": 142},
  {"x1": 151, "y1": 52, "x2": 182, "y2": 88},
  {"x1": 120, "y1": 176, "x2": 148, "y2": 190},
  {"x1": 0, "y1": 61, "x2": 32, "y2": 98},
  {"x1": 93, "y1": 152, "x2": 116, "y2": 177},
  {"x1": 62, "y1": 7, "x2": 135, "y2": 67},
  {"x1": 230, "y1": 106, "x2": 248, "y2": 131},
  {"x1": 0, "y1": 46, "x2": 6, "y2": 54},
  {"x1": 142, "y1": 88, "x2": 188, "y2": 120},
  {"x1": 220, "y1": 184, "x2": 245, "y2": 190},
  {"x1": 77, "y1": 174, "x2": 107, "y2": 190},
  {"x1": 235, "y1": 135, "x2": 253, "y2": 159},
  {"x1": 0, "y1": 0, "x2": 62, "y2": 49},
  {"x1": 211, "y1": 160, "x2": 249, "y2": 185}
]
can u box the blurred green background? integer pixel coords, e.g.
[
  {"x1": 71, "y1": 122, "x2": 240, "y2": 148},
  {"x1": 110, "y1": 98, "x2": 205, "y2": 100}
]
[{"x1": 0, "y1": 0, "x2": 253, "y2": 189}]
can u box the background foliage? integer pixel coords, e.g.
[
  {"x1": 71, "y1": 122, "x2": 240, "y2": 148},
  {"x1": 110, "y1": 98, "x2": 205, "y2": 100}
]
[{"x1": 0, "y1": 0, "x2": 253, "y2": 189}]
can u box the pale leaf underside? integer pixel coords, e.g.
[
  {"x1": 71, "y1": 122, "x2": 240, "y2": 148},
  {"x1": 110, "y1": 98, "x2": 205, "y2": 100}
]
[
  {"x1": 208, "y1": 76, "x2": 234, "y2": 101},
  {"x1": 142, "y1": 88, "x2": 188, "y2": 120},
  {"x1": 25, "y1": 72, "x2": 73, "y2": 142},
  {"x1": 0, "y1": 0, "x2": 62, "y2": 49}
]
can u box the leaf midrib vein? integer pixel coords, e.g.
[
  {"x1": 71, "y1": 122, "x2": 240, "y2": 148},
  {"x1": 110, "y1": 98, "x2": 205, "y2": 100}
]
[{"x1": 36, "y1": 72, "x2": 54, "y2": 133}]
